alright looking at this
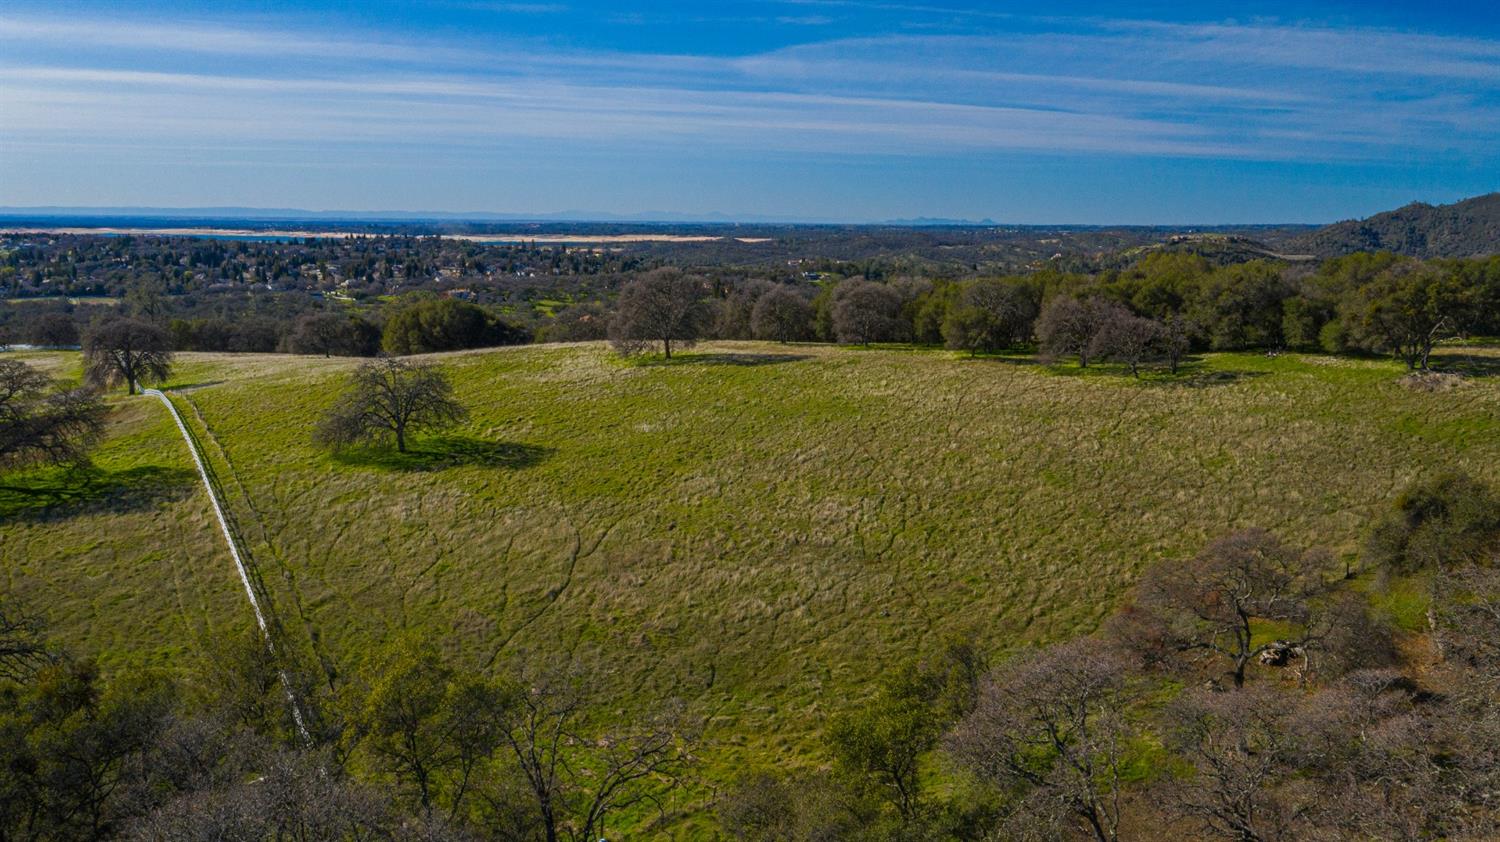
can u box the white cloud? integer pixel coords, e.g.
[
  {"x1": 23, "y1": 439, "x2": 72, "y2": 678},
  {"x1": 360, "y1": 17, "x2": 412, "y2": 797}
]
[{"x1": 0, "y1": 11, "x2": 1496, "y2": 163}]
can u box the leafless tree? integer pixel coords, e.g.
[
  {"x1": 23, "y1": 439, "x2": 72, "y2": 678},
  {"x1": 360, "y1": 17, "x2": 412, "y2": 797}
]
[
  {"x1": 1160, "y1": 686, "x2": 1301, "y2": 842},
  {"x1": 1290, "y1": 670, "x2": 1450, "y2": 842},
  {"x1": 1113, "y1": 529, "x2": 1329, "y2": 688},
  {"x1": 609, "y1": 268, "x2": 711, "y2": 358},
  {"x1": 28, "y1": 313, "x2": 80, "y2": 348},
  {"x1": 946, "y1": 639, "x2": 1135, "y2": 842},
  {"x1": 83, "y1": 317, "x2": 175, "y2": 395},
  {"x1": 1036, "y1": 297, "x2": 1120, "y2": 367},
  {"x1": 831, "y1": 280, "x2": 904, "y2": 346},
  {"x1": 1089, "y1": 310, "x2": 1162, "y2": 377},
  {"x1": 751, "y1": 285, "x2": 815, "y2": 344},
  {"x1": 1159, "y1": 314, "x2": 1196, "y2": 373},
  {"x1": 0, "y1": 590, "x2": 53, "y2": 682},
  {"x1": 127, "y1": 746, "x2": 421, "y2": 842},
  {"x1": 314, "y1": 358, "x2": 467, "y2": 453},
  {"x1": 714, "y1": 280, "x2": 773, "y2": 340},
  {"x1": 0, "y1": 359, "x2": 105, "y2": 479},
  {"x1": 499, "y1": 663, "x2": 694, "y2": 842}
]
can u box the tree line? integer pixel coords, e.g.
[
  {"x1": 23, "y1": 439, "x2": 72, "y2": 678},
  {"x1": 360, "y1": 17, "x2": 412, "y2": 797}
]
[{"x1": 9, "y1": 247, "x2": 1498, "y2": 373}]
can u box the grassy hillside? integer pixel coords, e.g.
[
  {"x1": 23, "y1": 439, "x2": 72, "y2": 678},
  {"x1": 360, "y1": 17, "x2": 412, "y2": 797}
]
[{"x1": 5, "y1": 341, "x2": 1500, "y2": 831}]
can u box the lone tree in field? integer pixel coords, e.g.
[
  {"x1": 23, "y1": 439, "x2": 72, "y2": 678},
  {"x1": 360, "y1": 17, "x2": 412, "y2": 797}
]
[
  {"x1": 83, "y1": 318, "x2": 174, "y2": 395},
  {"x1": 751, "y1": 285, "x2": 814, "y2": 344},
  {"x1": 0, "y1": 360, "x2": 106, "y2": 479},
  {"x1": 609, "y1": 268, "x2": 711, "y2": 359},
  {"x1": 314, "y1": 358, "x2": 467, "y2": 453}
]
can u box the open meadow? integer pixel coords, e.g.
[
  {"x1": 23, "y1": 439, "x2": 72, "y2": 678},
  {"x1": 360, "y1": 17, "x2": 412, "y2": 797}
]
[{"x1": 4, "y1": 340, "x2": 1500, "y2": 831}]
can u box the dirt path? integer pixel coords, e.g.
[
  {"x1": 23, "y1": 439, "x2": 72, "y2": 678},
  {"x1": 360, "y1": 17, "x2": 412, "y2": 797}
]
[{"x1": 145, "y1": 388, "x2": 311, "y2": 744}]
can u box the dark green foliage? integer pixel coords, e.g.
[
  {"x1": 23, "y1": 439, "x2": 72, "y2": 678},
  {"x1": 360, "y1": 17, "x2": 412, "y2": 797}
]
[
  {"x1": 1290, "y1": 193, "x2": 1500, "y2": 259},
  {"x1": 1366, "y1": 472, "x2": 1500, "y2": 572},
  {"x1": 383, "y1": 299, "x2": 528, "y2": 355},
  {"x1": 826, "y1": 664, "x2": 945, "y2": 821},
  {"x1": 1186, "y1": 261, "x2": 1293, "y2": 350},
  {"x1": 1338, "y1": 261, "x2": 1472, "y2": 370},
  {"x1": 940, "y1": 278, "x2": 1039, "y2": 355},
  {"x1": 283, "y1": 311, "x2": 381, "y2": 357}
]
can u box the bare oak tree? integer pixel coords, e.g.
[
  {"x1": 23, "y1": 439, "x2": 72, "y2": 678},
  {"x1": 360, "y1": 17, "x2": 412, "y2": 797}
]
[
  {"x1": 1161, "y1": 686, "x2": 1300, "y2": 842},
  {"x1": 947, "y1": 639, "x2": 1135, "y2": 842},
  {"x1": 1113, "y1": 529, "x2": 1328, "y2": 688},
  {"x1": 609, "y1": 268, "x2": 711, "y2": 359},
  {"x1": 750, "y1": 285, "x2": 814, "y2": 344},
  {"x1": 83, "y1": 318, "x2": 174, "y2": 395},
  {"x1": 1089, "y1": 310, "x2": 1162, "y2": 377},
  {"x1": 831, "y1": 280, "x2": 904, "y2": 346},
  {"x1": 0, "y1": 590, "x2": 53, "y2": 682},
  {"x1": 314, "y1": 358, "x2": 467, "y2": 453},
  {"x1": 1036, "y1": 296, "x2": 1120, "y2": 367},
  {"x1": 500, "y1": 663, "x2": 693, "y2": 842},
  {"x1": 0, "y1": 359, "x2": 105, "y2": 478}
]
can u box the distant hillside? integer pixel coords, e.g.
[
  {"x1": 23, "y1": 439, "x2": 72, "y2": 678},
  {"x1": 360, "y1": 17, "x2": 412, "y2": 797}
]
[
  {"x1": 1290, "y1": 193, "x2": 1500, "y2": 259},
  {"x1": 1106, "y1": 232, "x2": 1315, "y2": 269}
]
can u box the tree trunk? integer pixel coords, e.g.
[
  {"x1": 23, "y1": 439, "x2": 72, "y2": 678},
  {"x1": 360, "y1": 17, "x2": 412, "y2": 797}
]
[
  {"x1": 663, "y1": 338, "x2": 672, "y2": 359},
  {"x1": 127, "y1": 377, "x2": 137, "y2": 395},
  {"x1": 396, "y1": 427, "x2": 407, "y2": 453}
]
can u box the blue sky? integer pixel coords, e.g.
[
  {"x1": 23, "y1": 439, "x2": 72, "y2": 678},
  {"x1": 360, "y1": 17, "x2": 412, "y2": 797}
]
[{"x1": 2, "y1": 1, "x2": 1498, "y2": 223}]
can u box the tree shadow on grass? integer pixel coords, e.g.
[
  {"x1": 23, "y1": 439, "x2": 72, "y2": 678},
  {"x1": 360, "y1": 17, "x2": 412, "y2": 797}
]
[
  {"x1": 332, "y1": 436, "x2": 554, "y2": 472},
  {"x1": 1141, "y1": 367, "x2": 1270, "y2": 389},
  {"x1": 627, "y1": 352, "x2": 810, "y2": 368},
  {"x1": 1430, "y1": 351, "x2": 1500, "y2": 379},
  {"x1": 971, "y1": 353, "x2": 1043, "y2": 367},
  {"x1": 0, "y1": 465, "x2": 197, "y2": 523},
  {"x1": 163, "y1": 379, "x2": 227, "y2": 391},
  {"x1": 1040, "y1": 358, "x2": 1269, "y2": 388}
]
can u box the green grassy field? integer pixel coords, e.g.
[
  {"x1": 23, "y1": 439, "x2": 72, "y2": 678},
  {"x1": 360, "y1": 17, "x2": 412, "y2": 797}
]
[{"x1": 4, "y1": 341, "x2": 1499, "y2": 832}]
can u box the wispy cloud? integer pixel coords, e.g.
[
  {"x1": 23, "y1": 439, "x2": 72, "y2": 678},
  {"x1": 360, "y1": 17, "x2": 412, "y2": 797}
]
[{"x1": 0, "y1": 10, "x2": 1496, "y2": 164}]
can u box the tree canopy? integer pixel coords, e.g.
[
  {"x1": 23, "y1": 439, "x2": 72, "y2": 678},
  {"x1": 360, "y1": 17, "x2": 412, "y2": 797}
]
[{"x1": 313, "y1": 358, "x2": 468, "y2": 453}]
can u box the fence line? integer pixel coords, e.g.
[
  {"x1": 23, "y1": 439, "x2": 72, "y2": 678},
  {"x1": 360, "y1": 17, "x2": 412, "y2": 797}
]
[{"x1": 145, "y1": 388, "x2": 312, "y2": 745}]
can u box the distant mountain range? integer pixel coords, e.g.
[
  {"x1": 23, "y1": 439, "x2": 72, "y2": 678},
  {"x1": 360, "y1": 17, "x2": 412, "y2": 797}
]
[{"x1": 1288, "y1": 193, "x2": 1500, "y2": 259}]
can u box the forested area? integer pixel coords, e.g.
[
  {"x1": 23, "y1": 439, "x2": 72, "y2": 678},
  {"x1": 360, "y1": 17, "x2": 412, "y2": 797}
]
[{"x1": 4, "y1": 231, "x2": 1499, "y2": 374}]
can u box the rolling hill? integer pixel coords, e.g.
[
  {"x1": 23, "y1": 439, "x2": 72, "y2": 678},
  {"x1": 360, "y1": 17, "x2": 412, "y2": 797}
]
[
  {"x1": 1289, "y1": 192, "x2": 1500, "y2": 258},
  {"x1": 5, "y1": 341, "x2": 1500, "y2": 833}
]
